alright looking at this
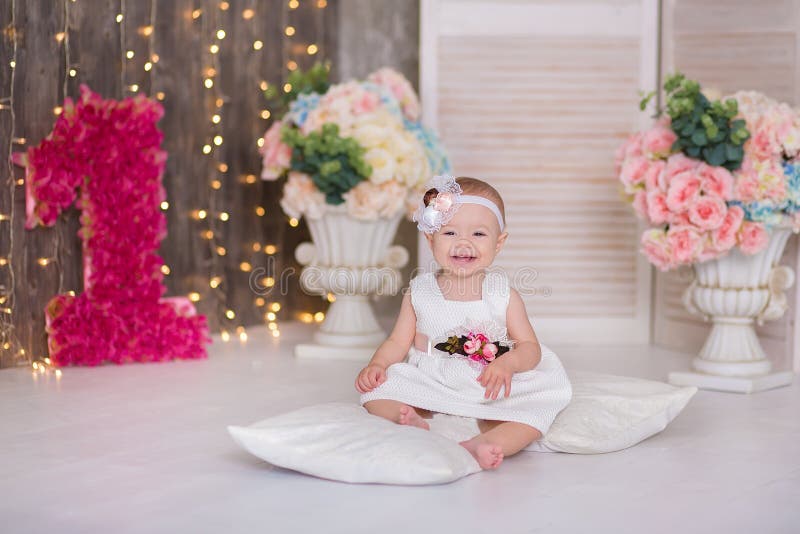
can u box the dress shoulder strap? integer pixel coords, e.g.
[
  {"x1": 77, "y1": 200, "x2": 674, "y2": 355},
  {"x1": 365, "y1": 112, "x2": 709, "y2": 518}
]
[{"x1": 484, "y1": 269, "x2": 510, "y2": 324}]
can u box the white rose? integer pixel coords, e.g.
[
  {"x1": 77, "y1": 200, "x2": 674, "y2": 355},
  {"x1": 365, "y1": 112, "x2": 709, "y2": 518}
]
[{"x1": 364, "y1": 148, "x2": 397, "y2": 184}]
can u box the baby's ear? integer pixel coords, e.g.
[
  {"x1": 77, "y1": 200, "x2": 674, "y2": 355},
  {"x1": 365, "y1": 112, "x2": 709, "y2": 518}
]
[
  {"x1": 425, "y1": 233, "x2": 434, "y2": 247},
  {"x1": 496, "y1": 231, "x2": 509, "y2": 252}
]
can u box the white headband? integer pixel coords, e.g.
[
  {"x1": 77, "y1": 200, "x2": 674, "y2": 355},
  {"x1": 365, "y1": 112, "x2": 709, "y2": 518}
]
[{"x1": 412, "y1": 175, "x2": 505, "y2": 234}]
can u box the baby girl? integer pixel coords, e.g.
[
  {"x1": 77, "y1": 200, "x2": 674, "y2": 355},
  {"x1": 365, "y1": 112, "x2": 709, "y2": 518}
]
[{"x1": 355, "y1": 175, "x2": 572, "y2": 469}]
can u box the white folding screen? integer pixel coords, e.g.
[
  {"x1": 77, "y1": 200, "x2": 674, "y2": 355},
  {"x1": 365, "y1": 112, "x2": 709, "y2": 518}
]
[
  {"x1": 419, "y1": 0, "x2": 659, "y2": 344},
  {"x1": 657, "y1": 0, "x2": 800, "y2": 372}
]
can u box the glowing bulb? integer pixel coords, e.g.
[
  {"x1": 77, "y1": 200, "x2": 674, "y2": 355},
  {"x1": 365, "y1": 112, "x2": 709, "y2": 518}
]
[
  {"x1": 287, "y1": 60, "x2": 297, "y2": 71},
  {"x1": 255, "y1": 298, "x2": 266, "y2": 307},
  {"x1": 256, "y1": 137, "x2": 265, "y2": 148},
  {"x1": 216, "y1": 98, "x2": 224, "y2": 107},
  {"x1": 151, "y1": 53, "x2": 160, "y2": 63},
  {"x1": 210, "y1": 44, "x2": 219, "y2": 54},
  {"x1": 144, "y1": 62, "x2": 152, "y2": 72},
  {"x1": 211, "y1": 114, "x2": 221, "y2": 124},
  {"x1": 196, "y1": 209, "x2": 208, "y2": 219},
  {"x1": 53, "y1": 106, "x2": 63, "y2": 115},
  {"x1": 272, "y1": 330, "x2": 280, "y2": 338},
  {"x1": 243, "y1": 9, "x2": 255, "y2": 19},
  {"x1": 256, "y1": 206, "x2": 266, "y2": 217},
  {"x1": 55, "y1": 369, "x2": 63, "y2": 378},
  {"x1": 210, "y1": 276, "x2": 222, "y2": 288},
  {"x1": 156, "y1": 92, "x2": 165, "y2": 100},
  {"x1": 202, "y1": 144, "x2": 212, "y2": 154},
  {"x1": 188, "y1": 292, "x2": 201, "y2": 302},
  {"x1": 253, "y1": 40, "x2": 263, "y2": 50},
  {"x1": 140, "y1": 25, "x2": 154, "y2": 36},
  {"x1": 213, "y1": 135, "x2": 223, "y2": 145},
  {"x1": 307, "y1": 44, "x2": 318, "y2": 55},
  {"x1": 116, "y1": 13, "x2": 123, "y2": 23},
  {"x1": 69, "y1": 68, "x2": 77, "y2": 77},
  {"x1": 240, "y1": 262, "x2": 252, "y2": 272},
  {"x1": 161, "y1": 265, "x2": 171, "y2": 275},
  {"x1": 327, "y1": 293, "x2": 336, "y2": 302},
  {"x1": 9, "y1": 60, "x2": 15, "y2": 69},
  {"x1": 260, "y1": 109, "x2": 271, "y2": 119},
  {"x1": 266, "y1": 312, "x2": 276, "y2": 321},
  {"x1": 129, "y1": 84, "x2": 139, "y2": 92},
  {"x1": 314, "y1": 312, "x2": 325, "y2": 322},
  {"x1": 126, "y1": 50, "x2": 134, "y2": 59},
  {"x1": 245, "y1": 174, "x2": 257, "y2": 184},
  {"x1": 160, "y1": 201, "x2": 169, "y2": 210},
  {"x1": 55, "y1": 32, "x2": 65, "y2": 43},
  {"x1": 216, "y1": 29, "x2": 226, "y2": 39},
  {"x1": 270, "y1": 302, "x2": 281, "y2": 312},
  {"x1": 221, "y1": 330, "x2": 231, "y2": 342},
  {"x1": 289, "y1": 217, "x2": 299, "y2": 227},
  {"x1": 226, "y1": 309, "x2": 235, "y2": 319},
  {"x1": 216, "y1": 246, "x2": 226, "y2": 256},
  {"x1": 211, "y1": 180, "x2": 222, "y2": 190},
  {"x1": 204, "y1": 78, "x2": 214, "y2": 89},
  {"x1": 239, "y1": 332, "x2": 248, "y2": 342},
  {"x1": 219, "y1": 1, "x2": 229, "y2": 10},
  {"x1": 218, "y1": 163, "x2": 228, "y2": 172},
  {"x1": 201, "y1": 230, "x2": 214, "y2": 240},
  {"x1": 283, "y1": 83, "x2": 292, "y2": 93},
  {"x1": 299, "y1": 312, "x2": 313, "y2": 324},
  {"x1": 219, "y1": 211, "x2": 229, "y2": 221},
  {"x1": 289, "y1": 0, "x2": 299, "y2": 9},
  {"x1": 259, "y1": 80, "x2": 268, "y2": 91},
  {"x1": 192, "y1": 9, "x2": 202, "y2": 19},
  {"x1": 317, "y1": 0, "x2": 327, "y2": 7},
  {"x1": 268, "y1": 322, "x2": 278, "y2": 330},
  {"x1": 284, "y1": 26, "x2": 295, "y2": 36},
  {"x1": 262, "y1": 277, "x2": 275, "y2": 287},
  {"x1": 264, "y1": 245, "x2": 277, "y2": 254},
  {"x1": 37, "y1": 258, "x2": 50, "y2": 266}
]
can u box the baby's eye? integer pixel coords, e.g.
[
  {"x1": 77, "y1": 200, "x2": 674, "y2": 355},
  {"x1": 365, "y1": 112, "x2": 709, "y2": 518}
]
[
  {"x1": 473, "y1": 232, "x2": 486, "y2": 237},
  {"x1": 443, "y1": 231, "x2": 455, "y2": 236}
]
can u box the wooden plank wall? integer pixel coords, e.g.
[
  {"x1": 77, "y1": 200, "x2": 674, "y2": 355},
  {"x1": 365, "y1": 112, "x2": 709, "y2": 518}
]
[{"x1": 0, "y1": 0, "x2": 336, "y2": 367}]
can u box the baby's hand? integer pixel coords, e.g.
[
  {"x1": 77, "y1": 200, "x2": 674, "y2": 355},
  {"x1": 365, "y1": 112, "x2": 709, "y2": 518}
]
[
  {"x1": 477, "y1": 357, "x2": 515, "y2": 400},
  {"x1": 355, "y1": 364, "x2": 387, "y2": 393}
]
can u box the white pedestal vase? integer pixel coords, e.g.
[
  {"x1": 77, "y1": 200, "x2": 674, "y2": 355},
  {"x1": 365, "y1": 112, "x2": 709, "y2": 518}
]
[
  {"x1": 669, "y1": 226, "x2": 796, "y2": 393},
  {"x1": 293, "y1": 204, "x2": 409, "y2": 361}
]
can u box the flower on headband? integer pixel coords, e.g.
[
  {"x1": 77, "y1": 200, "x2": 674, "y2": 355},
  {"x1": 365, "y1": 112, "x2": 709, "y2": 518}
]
[{"x1": 412, "y1": 174, "x2": 463, "y2": 233}]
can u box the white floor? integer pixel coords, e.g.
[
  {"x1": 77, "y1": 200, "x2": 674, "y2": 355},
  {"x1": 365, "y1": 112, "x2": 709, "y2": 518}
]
[{"x1": 1, "y1": 322, "x2": 799, "y2": 534}]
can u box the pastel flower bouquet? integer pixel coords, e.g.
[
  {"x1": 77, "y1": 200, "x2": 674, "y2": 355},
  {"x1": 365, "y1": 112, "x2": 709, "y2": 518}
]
[
  {"x1": 259, "y1": 64, "x2": 450, "y2": 221},
  {"x1": 433, "y1": 319, "x2": 514, "y2": 368},
  {"x1": 617, "y1": 73, "x2": 800, "y2": 270}
]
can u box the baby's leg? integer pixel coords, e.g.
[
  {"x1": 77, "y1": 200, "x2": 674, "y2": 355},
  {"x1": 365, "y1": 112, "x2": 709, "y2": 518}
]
[
  {"x1": 460, "y1": 420, "x2": 542, "y2": 469},
  {"x1": 363, "y1": 399, "x2": 430, "y2": 430}
]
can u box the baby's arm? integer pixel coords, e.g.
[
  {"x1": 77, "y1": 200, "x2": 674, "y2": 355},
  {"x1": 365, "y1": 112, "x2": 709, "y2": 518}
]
[
  {"x1": 355, "y1": 290, "x2": 416, "y2": 393},
  {"x1": 477, "y1": 287, "x2": 542, "y2": 399}
]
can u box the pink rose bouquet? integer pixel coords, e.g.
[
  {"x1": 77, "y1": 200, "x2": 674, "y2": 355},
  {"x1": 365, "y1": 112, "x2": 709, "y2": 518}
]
[{"x1": 618, "y1": 74, "x2": 800, "y2": 270}]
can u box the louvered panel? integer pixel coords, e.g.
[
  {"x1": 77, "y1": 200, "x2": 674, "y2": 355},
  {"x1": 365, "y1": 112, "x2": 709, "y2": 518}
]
[
  {"x1": 656, "y1": 0, "x2": 800, "y2": 369},
  {"x1": 420, "y1": 0, "x2": 657, "y2": 343}
]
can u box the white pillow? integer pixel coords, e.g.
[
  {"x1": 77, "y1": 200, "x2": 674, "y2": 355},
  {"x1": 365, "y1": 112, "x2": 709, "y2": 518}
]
[
  {"x1": 228, "y1": 402, "x2": 480, "y2": 485},
  {"x1": 228, "y1": 372, "x2": 697, "y2": 484},
  {"x1": 529, "y1": 371, "x2": 697, "y2": 454}
]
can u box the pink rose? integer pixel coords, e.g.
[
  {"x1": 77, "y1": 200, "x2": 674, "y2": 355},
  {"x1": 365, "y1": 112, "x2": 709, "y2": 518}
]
[
  {"x1": 481, "y1": 343, "x2": 498, "y2": 361},
  {"x1": 640, "y1": 229, "x2": 673, "y2": 271},
  {"x1": 642, "y1": 124, "x2": 677, "y2": 159},
  {"x1": 352, "y1": 91, "x2": 379, "y2": 115},
  {"x1": 644, "y1": 160, "x2": 666, "y2": 192},
  {"x1": 666, "y1": 170, "x2": 701, "y2": 212},
  {"x1": 434, "y1": 192, "x2": 454, "y2": 211},
  {"x1": 646, "y1": 190, "x2": 670, "y2": 225},
  {"x1": 620, "y1": 156, "x2": 650, "y2": 193},
  {"x1": 748, "y1": 119, "x2": 781, "y2": 160},
  {"x1": 666, "y1": 225, "x2": 703, "y2": 264},
  {"x1": 711, "y1": 205, "x2": 744, "y2": 252},
  {"x1": 738, "y1": 222, "x2": 769, "y2": 255},
  {"x1": 696, "y1": 163, "x2": 734, "y2": 200},
  {"x1": 688, "y1": 195, "x2": 727, "y2": 230},
  {"x1": 259, "y1": 121, "x2": 291, "y2": 180},
  {"x1": 614, "y1": 133, "x2": 643, "y2": 173},
  {"x1": 463, "y1": 339, "x2": 480, "y2": 355},
  {"x1": 632, "y1": 190, "x2": 648, "y2": 221}
]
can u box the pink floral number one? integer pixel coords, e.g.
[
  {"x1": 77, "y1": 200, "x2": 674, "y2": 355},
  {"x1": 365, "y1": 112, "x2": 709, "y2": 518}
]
[{"x1": 13, "y1": 86, "x2": 209, "y2": 366}]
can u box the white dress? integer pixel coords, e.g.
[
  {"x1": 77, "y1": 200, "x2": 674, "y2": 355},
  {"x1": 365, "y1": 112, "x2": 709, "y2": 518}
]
[{"x1": 359, "y1": 270, "x2": 573, "y2": 434}]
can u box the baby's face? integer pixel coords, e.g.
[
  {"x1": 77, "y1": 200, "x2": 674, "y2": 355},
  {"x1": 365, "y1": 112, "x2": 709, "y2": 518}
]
[{"x1": 425, "y1": 202, "x2": 508, "y2": 277}]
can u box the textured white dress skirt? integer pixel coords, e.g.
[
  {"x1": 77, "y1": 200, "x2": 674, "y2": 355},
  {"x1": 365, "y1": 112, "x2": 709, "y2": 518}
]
[{"x1": 359, "y1": 270, "x2": 573, "y2": 434}]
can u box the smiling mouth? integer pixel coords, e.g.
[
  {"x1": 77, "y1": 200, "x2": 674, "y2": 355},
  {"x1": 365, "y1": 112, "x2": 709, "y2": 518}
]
[{"x1": 451, "y1": 255, "x2": 476, "y2": 264}]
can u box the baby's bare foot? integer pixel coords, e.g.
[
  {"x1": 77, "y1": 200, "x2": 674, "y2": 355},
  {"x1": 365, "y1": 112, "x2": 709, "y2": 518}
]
[
  {"x1": 398, "y1": 405, "x2": 430, "y2": 430},
  {"x1": 459, "y1": 438, "x2": 504, "y2": 469}
]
